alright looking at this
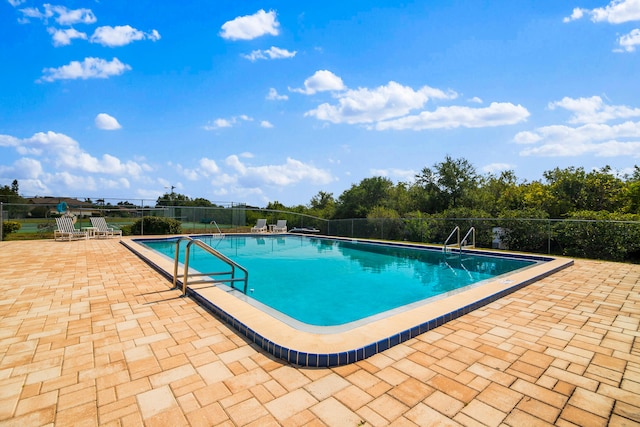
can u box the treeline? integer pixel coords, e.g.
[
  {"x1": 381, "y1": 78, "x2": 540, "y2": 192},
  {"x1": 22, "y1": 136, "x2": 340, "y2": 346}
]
[
  {"x1": 271, "y1": 156, "x2": 640, "y2": 221},
  {"x1": 264, "y1": 156, "x2": 640, "y2": 262},
  {"x1": 5, "y1": 157, "x2": 640, "y2": 260}
]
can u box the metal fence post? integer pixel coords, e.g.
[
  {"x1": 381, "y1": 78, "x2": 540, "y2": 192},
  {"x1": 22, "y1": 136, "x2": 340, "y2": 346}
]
[
  {"x1": 547, "y1": 219, "x2": 551, "y2": 254},
  {"x1": 0, "y1": 202, "x2": 3, "y2": 242}
]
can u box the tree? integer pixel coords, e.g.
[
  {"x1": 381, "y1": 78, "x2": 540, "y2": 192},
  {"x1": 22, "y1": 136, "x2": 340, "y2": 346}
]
[
  {"x1": 0, "y1": 180, "x2": 20, "y2": 202},
  {"x1": 309, "y1": 191, "x2": 334, "y2": 210},
  {"x1": 411, "y1": 167, "x2": 442, "y2": 213},
  {"x1": 0, "y1": 180, "x2": 27, "y2": 218},
  {"x1": 192, "y1": 198, "x2": 214, "y2": 207},
  {"x1": 543, "y1": 166, "x2": 586, "y2": 217},
  {"x1": 414, "y1": 156, "x2": 478, "y2": 211},
  {"x1": 308, "y1": 191, "x2": 335, "y2": 218},
  {"x1": 266, "y1": 201, "x2": 286, "y2": 211},
  {"x1": 334, "y1": 177, "x2": 394, "y2": 219},
  {"x1": 475, "y1": 170, "x2": 518, "y2": 216},
  {"x1": 580, "y1": 166, "x2": 624, "y2": 212}
]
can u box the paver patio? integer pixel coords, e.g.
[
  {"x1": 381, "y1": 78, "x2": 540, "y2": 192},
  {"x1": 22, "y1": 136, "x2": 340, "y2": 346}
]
[{"x1": 0, "y1": 238, "x2": 639, "y2": 426}]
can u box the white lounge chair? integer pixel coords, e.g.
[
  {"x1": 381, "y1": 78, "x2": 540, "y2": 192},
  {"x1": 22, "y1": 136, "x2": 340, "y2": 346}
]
[
  {"x1": 272, "y1": 219, "x2": 287, "y2": 233},
  {"x1": 90, "y1": 217, "x2": 123, "y2": 238},
  {"x1": 251, "y1": 218, "x2": 268, "y2": 233},
  {"x1": 54, "y1": 217, "x2": 88, "y2": 241}
]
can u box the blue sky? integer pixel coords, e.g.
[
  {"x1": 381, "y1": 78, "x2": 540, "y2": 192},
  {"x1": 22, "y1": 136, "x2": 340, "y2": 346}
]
[{"x1": 2, "y1": 0, "x2": 640, "y2": 207}]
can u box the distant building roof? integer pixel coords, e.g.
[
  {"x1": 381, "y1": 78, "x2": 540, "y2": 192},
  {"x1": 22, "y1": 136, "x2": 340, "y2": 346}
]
[{"x1": 26, "y1": 197, "x2": 94, "y2": 207}]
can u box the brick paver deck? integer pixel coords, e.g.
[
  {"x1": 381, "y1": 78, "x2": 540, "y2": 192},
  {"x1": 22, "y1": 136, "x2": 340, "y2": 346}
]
[{"x1": 1, "y1": 238, "x2": 638, "y2": 426}]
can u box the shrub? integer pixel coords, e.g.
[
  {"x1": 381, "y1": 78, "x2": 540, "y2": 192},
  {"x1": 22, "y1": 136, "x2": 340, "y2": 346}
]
[
  {"x1": 403, "y1": 211, "x2": 434, "y2": 243},
  {"x1": 2, "y1": 220, "x2": 21, "y2": 236},
  {"x1": 367, "y1": 207, "x2": 404, "y2": 240},
  {"x1": 554, "y1": 211, "x2": 640, "y2": 262},
  {"x1": 497, "y1": 208, "x2": 550, "y2": 253},
  {"x1": 129, "y1": 216, "x2": 182, "y2": 235}
]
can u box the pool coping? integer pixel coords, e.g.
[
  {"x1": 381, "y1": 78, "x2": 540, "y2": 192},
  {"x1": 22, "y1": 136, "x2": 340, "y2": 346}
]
[{"x1": 121, "y1": 234, "x2": 573, "y2": 367}]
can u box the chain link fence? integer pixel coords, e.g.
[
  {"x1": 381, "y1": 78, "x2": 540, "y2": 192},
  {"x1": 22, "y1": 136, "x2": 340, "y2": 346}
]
[{"x1": 2, "y1": 200, "x2": 640, "y2": 262}]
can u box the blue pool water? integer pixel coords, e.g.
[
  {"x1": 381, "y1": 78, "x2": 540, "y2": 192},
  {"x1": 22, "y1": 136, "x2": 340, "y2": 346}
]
[{"x1": 141, "y1": 235, "x2": 536, "y2": 326}]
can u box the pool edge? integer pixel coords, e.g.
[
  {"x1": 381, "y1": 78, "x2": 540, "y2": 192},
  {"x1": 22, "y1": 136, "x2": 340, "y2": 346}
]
[{"x1": 121, "y1": 236, "x2": 573, "y2": 367}]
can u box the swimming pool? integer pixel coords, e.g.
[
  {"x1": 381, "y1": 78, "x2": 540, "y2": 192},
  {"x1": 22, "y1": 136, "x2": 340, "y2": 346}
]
[
  {"x1": 141, "y1": 235, "x2": 536, "y2": 327},
  {"x1": 124, "y1": 234, "x2": 573, "y2": 366}
]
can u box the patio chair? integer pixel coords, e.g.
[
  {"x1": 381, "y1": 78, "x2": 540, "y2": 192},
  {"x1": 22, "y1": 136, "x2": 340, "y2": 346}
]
[
  {"x1": 272, "y1": 219, "x2": 287, "y2": 233},
  {"x1": 54, "y1": 217, "x2": 88, "y2": 241},
  {"x1": 251, "y1": 218, "x2": 268, "y2": 233},
  {"x1": 90, "y1": 217, "x2": 123, "y2": 239}
]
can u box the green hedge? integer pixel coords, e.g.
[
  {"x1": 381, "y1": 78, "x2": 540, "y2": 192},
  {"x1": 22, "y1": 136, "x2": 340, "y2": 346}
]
[
  {"x1": 554, "y1": 211, "x2": 640, "y2": 262},
  {"x1": 129, "y1": 217, "x2": 182, "y2": 235},
  {"x1": 2, "y1": 220, "x2": 21, "y2": 236}
]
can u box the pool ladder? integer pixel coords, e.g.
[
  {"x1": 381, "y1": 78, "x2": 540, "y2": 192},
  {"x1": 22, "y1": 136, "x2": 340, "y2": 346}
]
[
  {"x1": 210, "y1": 220, "x2": 224, "y2": 237},
  {"x1": 443, "y1": 226, "x2": 475, "y2": 254},
  {"x1": 172, "y1": 236, "x2": 248, "y2": 296}
]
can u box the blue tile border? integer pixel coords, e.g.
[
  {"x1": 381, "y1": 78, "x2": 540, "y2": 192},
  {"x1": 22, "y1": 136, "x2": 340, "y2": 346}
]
[
  {"x1": 121, "y1": 238, "x2": 573, "y2": 367},
  {"x1": 184, "y1": 254, "x2": 572, "y2": 367}
]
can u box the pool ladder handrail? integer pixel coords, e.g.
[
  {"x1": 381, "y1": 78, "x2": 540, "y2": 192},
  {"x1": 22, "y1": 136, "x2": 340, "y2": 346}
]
[
  {"x1": 172, "y1": 236, "x2": 248, "y2": 296},
  {"x1": 210, "y1": 220, "x2": 224, "y2": 237},
  {"x1": 443, "y1": 226, "x2": 475, "y2": 254},
  {"x1": 443, "y1": 226, "x2": 459, "y2": 254}
]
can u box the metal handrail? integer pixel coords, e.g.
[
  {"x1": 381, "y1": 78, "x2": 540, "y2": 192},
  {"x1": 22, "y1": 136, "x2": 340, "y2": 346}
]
[
  {"x1": 443, "y1": 226, "x2": 460, "y2": 253},
  {"x1": 460, "y1": 227, "x2": 475, "y2": 250},
  {"x1": 210, "y1": 220, "x2": 223, "y2": 236},
  {"x1": 443, "y1": 226, "x2": 475, "y2": 254},
  {"x1": 173, "y1": 236, "x2": 194, "y2": 288},
  {"x1": 172, "y1": 236, "x2": 248, "y2": 296}
]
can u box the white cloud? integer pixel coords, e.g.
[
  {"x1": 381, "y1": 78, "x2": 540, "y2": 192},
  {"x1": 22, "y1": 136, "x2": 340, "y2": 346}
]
[
  {"x1": 50, "y1": 4, "x2": 96, "y2": 25},
  {"x1": 176, "y1": 164, "x2": 199, "y2": 181},
  {"x1": 242, "y1": 46, "x2": 296, "y2": 61},
  {"x1": 0, "y1": 131, "x2": 150, "y2": 176},
  {"x1": 8, "y1": 0, "x2": 26, "y2": 6},
  {"x1": 617, "y1": 28, "x2": 640, "y2": 52},
  {"x1": 267, "y1": 88, "x2": 288, "y2": 101},
  {"x1": 18, "y1": 6, "x2": 52, "y2": 22},
  {"x1": 204, "y1": 118, "x2": 232, "y2": 130},
  {"x1": 306, "y1": 80, "x2": 458, "y2": 124},
  {"x1": 225, "y1": 155, "x2": 334, "y2": 187},
  {"x1": 563, "y1": 8, "x2": 585, "y2": 23},
  {"x1": 39, "y1": 57, "x2": 131, "y2": 82},
  {"x1": 95, "y1": 113, "x2": 122, "y2": 130},
  {"x1": 0, "y1": 134, "x2": 21, "y2": 148},
  {"x1": 260, "y1": 121, "x2": 274, "y2": 128},
  {"x1": 369, "y1": 168, "x2": 417, "y2": 182},
  {"x1": 0, "y1": 157, "x2": 43, "y2": 179},
  {"x1": 220, "y1": 9, "x2": 279, "y2": 40},
  {"x1": 199, "y1": 158, "x2": 220, "y2": 175},
  {"x1": 482, "y1": 163, "x2": 514, "y2": 174},
  {"x1": 47, "y1": 27, "x2": 87, "y2": 46},
  {"x1": 521, "y1": 139, "x2": 640, "y2": 157},
  {"x1": 20, "y1": 4, "x2": 96, "y2": 25},
  {"x1": 203, "y1": 115, "x2": 254, "y2": 130},
  {"x1": 149, "y1": 30, "x2": 161, "y2": 41},
  {"x1": 468, "y1": 97, "x2": 483, "y2": 104},
  {"x1": 176, "y1": 157, "x2": 223, "y2": 180},
  {"x1": 374, "y1": 102, "x2": 529, "y2": 130},
  {"x1": 549, "y1": 96, "x2": 640, "y2": 123},
  {"x1": 90, "y1": 25, "x2": 161, "y2": 47},
  {"x1": 515, "y1": 121, "x2": 640, "y2": 157},
  {"x1": 291, "y1": 70, "x2": 345, "y2": 95},
  {"x1": 299, "y1": 77, "x2": 524, "y2": 132},
  {"x1": 563, "y1": 0, "x2": 640, "y2": 24}
]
